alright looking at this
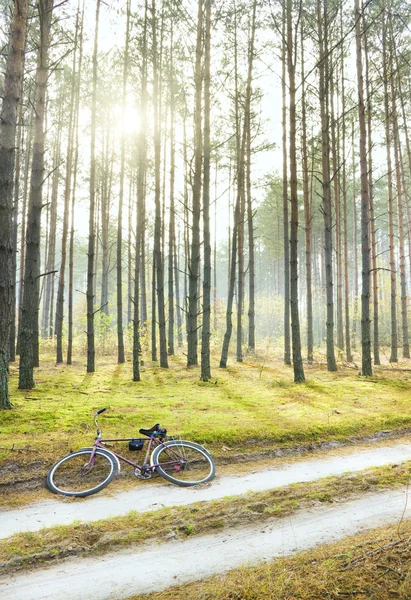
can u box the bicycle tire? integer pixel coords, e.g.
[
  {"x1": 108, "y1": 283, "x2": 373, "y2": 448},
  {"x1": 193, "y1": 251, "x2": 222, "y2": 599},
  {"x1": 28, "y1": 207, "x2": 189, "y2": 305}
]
[
  {"x1": 151, "y1": 440, "x2": 215, "y2": 487},
  {"x1": 47, "y1": 449, "x2": 118, "y2": 497}
]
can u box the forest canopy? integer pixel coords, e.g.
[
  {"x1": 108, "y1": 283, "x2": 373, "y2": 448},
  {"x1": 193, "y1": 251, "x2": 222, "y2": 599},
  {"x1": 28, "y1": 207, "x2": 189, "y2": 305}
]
[{"x1": 1, "y1": 0, "x2": 411, "y2": 408}]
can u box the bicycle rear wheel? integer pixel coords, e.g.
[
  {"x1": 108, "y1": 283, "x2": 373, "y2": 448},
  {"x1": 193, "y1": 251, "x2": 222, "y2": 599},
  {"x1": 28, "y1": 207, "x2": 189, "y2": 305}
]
[
  {"x1": 47, "y1": 449, "x2": 118, "y2": 497},
  {"x1": 151, "y1": 440, "x2": 215, "y2": 487}
]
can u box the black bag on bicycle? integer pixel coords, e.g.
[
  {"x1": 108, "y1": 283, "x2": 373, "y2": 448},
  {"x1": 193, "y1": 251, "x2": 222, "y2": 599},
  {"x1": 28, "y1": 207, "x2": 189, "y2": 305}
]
[{"x1": 129, "y1": 439, "x2": 144, "y2": 451}]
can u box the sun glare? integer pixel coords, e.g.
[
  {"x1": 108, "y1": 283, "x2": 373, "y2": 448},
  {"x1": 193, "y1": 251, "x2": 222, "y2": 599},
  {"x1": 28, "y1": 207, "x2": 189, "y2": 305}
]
[{"x1": 113, "y1": 104, "x2": 140, "y2": 136}]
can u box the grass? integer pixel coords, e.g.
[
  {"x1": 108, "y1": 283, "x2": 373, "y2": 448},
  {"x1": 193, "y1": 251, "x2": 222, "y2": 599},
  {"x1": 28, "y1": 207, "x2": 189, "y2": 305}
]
[
  {"x1": 2, "y1": 458, "x2": 411, "y2": 574},
  {"x1": 3, "y1": 348, "x2": 411, "y2": 478},
  {"x1": 130, "y1": 518, "x2": 411, "y2": 599}
]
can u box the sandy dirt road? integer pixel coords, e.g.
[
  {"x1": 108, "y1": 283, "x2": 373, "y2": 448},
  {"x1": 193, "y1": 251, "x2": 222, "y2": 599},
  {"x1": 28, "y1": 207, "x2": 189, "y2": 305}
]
[
  {"x1": 1, "y1": 487, "x2": 410, "y2": 600},
  {"x1": 2, "y1": 441, "x2": 411, "y2": 539}
]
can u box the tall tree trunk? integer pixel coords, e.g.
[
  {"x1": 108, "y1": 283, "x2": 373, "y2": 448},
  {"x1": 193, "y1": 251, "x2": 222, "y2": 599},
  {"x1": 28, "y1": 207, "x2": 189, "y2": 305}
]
[
  {"x1": 317, "y1": 0, "x2": 337, "y2": 372},
  {"x1": 19, "y1": 0, "x2": 53, "y2": 389},
  {"x1": 330, "y1": 72, "x2": 343, "y2": 351},
  {"x1": 341, "y1": 9, "x2": 352, "y2": 363},
  {"x1": 86, "y1": 0, "x2": 100, "y2": 373},
  {"x1": 117, "y1": 0, "x2": 131, "y2": 365},
  {"x1": 382, "y1": 5, "x2": 397, "y2": 363},
  {"x1": 301, "y1": 18, "x2": 313, "y2": 363},
  {"x1": 282, "y1": 6, "x2": 291, "y2": 366},
  {"x1": 246, "y1": 3, "x2": 257, "y2": 353},
  {"x1": 139, "y1": 165, "x2": 147, "y2": 327},
  {"x1": 246, "y1": 108, "x2": 255, "y2": 352},
  {"x1": 363, "y1": 9, "x2": 379, "y2": 365},
  {"x1": 41, "y1": 123, "x2": 60, "y2": 339},
  {"x1": 133, "y1": 0, "x2": 148, "y2": 381},
  {"x1": 391, "y1": 83, "x2": 409, "y2": 359},
  {"x1": 237, "y1": 10, "x2": 252, "y2": 363},
  {"x1": 151, "y1": 0, "x2": 168, "y2": 368},
  {"x1": 213, "y1": 161, "x2": 218, "y2": 334},
  {"x1": 220, "y1": 198, "x2": 239, "y2": 368},
  {"x1": 0, "y1": 0, "x2": 28, "y2": 406},
  {"x1": 187, "y1": 0, "x2": 203, "y2": 367},
  {"x1": 151, "y1": 253, "x2": 157, "y2": 361},
  {"x1": 16, "y1": 103, "x2": 33, "y2": 356},
  {"x1": 168, "y1": 25, "x2": 176, "y2": 357},
  {"x1": 100, "y1": 127, "x2": 110, "y2": 316},
  {"x1": 220, "y1": 8, "x2": 241, "y2": 368},
  {"x1": 352, "y1": 124, "x2": 359, "y2": 351},
  {"x1": 397, "y1": 53, "x2": 411, "y2": 341},
  {"x1": 236, "y1": 163, "x2": 245, "y2": 362},
  {"x1": 67, "y1": 1, "x2": 84, "y2": 365},
  {"x1": 287, "y1": 0, "x2": 305, "y2": 383},
  {"x1": 183, "y1": 106, "x2": 190, "y2": 342},
  {"x1": 10, "y1": 94, "x2": 25, "y2": 362},
  {"x1": 388, "y1": 11, "x2": 409, "y2": 359},
  {"x1": 174, "y1": 232, "x2": 183, "y2": 347},
  {"x1": 201, "y1": 0, "x2": 211, "y2": 381},
  {"x1": 355, "y1": 0, "x2": 372, "y2": 375},
  {"x1": 127, "y1": 178, "x2": 133, "y2": 326}
]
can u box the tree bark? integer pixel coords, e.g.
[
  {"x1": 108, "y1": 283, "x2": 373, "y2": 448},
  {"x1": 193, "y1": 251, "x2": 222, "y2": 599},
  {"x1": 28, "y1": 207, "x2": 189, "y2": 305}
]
[
  {"x1": 317, "y1": 0, "x2": 337, "y2": 372},
  {"x1": 67, "y1": 2, "x2": 84, "y2": 366},
  {"x1": 354, "y1": 0, "x2": 372, "y2": 376},
  {"x1": 16, "y1": 102, "x2": 33, "y2": 357},
  {"x1": 100, "y1": 127, "x2": 110, "y2": 317},
  {"x1": 168, "y1": 25, "x2": 176, "y2": 357},
  {"x1": 187, "y1": 0, "x2": 203, "y2": 367},
  {"x1": 382, "y1": 4, "x2": 397, "y2": 363},
  {"x1": 330, "y1": 72, "x2": 343, "y2": 351},
  {"x1": 300, "y1": 18, "x2": 313, "y2": 363},
  {"x1": 19, "y1": 0, "x2": 53, "y2": 389},
  {"x1": 352, "y1": 123, "x2": 359, "y2": 351},
  {"x1": 41, "y1": 121, "x2": 60, "y2": 340},
  {"x1": 282, "y1": 5, "x2": 291, "y2": 366},
  {"x1": 86, "y1": 0, "x2": 100, "y2": 373},
  {"x1": 0, "y1": 0, "x2": 28, "y2": 406},
  {"x1": 151, "y1": 0, "x2": 168, "y2": 368},
  {"x1": 340, "y1": 8, "x2": 352, "y2": 363},
  {"x1": 246, "y1": 110, "x2": 255, "y2": 352},
  {"x1": 116, "y1": 0, "x2": 131, "y2": 365},
  {"x1": 363, "y1": 9, "x2": 379, "y2": 365},
  {"x1": 133, "y1": 0, "x2": 148, "y2": 381},
  {"x1": 220, "y1": 7, "x2": 241, "y2": 368},
  {"x1": 391, "y1": 85, "x2": 409, "y2": 359},
  {"x1": 287, "y1": 0, "x2": 305, "y2": 383},
  {"x1": 201, "y1": 0, "x2": 211, "y2": 381},
  {"x1": 10, "y1": 94, "x2": 25, "y2": 362}
]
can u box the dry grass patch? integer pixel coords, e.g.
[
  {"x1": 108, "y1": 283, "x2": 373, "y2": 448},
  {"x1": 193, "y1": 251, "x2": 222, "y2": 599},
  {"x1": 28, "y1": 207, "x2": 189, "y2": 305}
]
[{"x1": 130, "y1": 519, "x2": 411, "y2": 599}]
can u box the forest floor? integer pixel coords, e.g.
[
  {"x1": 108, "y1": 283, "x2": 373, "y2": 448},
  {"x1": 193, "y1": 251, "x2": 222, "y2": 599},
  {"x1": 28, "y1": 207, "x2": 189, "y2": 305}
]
[{"x1": 2, "y1": 348, "x2": 411, "y2": 597}]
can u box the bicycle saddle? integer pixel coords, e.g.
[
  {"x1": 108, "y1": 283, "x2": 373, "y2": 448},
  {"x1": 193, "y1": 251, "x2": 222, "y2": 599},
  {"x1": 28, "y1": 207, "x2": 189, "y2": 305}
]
[{"x1": 139, "y1": 423, "x2": 161, "y2": 436}]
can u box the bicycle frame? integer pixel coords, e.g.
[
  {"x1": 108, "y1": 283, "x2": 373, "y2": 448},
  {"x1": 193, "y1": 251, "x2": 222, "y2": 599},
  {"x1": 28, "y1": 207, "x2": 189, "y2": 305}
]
[{"x1": 88, "y1": 435, "x2": 179, "y2": 475}]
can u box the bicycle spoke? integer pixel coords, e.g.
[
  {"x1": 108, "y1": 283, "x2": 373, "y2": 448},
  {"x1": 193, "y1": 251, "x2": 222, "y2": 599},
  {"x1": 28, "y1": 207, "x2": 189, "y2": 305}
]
[
  {"x1": 153, "y1": 441, "x2": 215, "y2": 485},
  {"x1": 48, "y1": 450, "x2": 115, "y2": 496}
]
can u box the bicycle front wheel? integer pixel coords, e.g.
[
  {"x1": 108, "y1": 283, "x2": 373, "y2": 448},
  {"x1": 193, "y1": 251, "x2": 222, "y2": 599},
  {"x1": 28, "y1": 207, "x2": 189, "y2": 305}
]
[
  {"x1": 151, "y1": 440, "x2": 215, "y2": 487},
  {"x1": 47, "y1": 449, "x2": 118, "y2": 497}
]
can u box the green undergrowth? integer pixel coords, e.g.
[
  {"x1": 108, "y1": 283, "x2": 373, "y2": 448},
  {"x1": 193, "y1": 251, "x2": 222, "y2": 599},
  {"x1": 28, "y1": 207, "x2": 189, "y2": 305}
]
[
  {"x1": 2, "y1": 349, "x2": 411, "y2": 475},
  {"x1": 132, "y1": 518, "x2": 411, "y2": 600},
  {"x1": 2, "y1": 459, "x2": 411, "y2": 574}
]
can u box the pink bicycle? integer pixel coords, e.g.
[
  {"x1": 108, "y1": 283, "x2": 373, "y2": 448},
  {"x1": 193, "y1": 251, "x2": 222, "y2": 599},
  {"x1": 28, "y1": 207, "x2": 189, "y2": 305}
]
[{"x1": 46, "y1": 408, "x2": 215, "y2": 497}]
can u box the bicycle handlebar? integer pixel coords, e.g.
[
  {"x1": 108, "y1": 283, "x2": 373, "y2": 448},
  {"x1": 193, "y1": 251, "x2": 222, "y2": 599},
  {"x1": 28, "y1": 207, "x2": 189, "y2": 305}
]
[{"x1": 94, "y1": 408, "x2": 107, "y2": 437}]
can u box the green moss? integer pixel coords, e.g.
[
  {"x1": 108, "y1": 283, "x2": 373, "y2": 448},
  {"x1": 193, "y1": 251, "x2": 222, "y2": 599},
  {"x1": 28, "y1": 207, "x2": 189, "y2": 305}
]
[{"x1": 3, "y1": 352, "x2": 411, "y2": 472}]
